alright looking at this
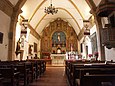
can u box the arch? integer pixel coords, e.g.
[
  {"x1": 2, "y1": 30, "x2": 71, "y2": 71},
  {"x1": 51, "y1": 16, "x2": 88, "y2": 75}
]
[
  {"x1": 8, "y1": 0, "x2": 27, "y2": 60},
  {"x1": 28, "y1": 0, "x2": 47, "y2": 22},
  {"x1": 35, "y1": 7, "x2": 81, "y2": 31},
  {"x1": 68, "y1": 0, "x2": 84, "y2": 19},
  {"x1": 29, "y1": 0, "x2": 84, "y2": 23}
]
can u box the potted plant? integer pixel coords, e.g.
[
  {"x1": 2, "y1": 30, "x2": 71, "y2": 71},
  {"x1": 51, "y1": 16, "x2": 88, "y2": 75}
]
[{"x1": 88, "y1": 54, "x2": 93, "y2": 60}]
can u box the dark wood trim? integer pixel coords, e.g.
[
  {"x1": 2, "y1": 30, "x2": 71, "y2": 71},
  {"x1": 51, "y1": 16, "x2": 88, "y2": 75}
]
[
  {"x1": 78, "y1": 29, "x2": 85, "y2": 41},
  {"x1": 85, "y1": 0, "x2": 105, "y2": 61},
  {"x1": 0, "y1": 0, "x2": 13, "y2": 17},
  {"x1": 28, "y1": 24, "x2": 40, "y2": 40},
  {"x1": 8, "y1": 0, "x2": 27, "y2": 60},
  {"x1": 85, "y1": 0, "x2": 97, "y2": 14},
  {"x1": 20, "y1": 15, "x2": 41, "y2": 40}
]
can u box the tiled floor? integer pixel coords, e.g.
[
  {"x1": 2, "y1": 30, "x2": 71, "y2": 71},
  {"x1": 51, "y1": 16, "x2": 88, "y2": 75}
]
[{"x1": 29, "y1": 66, "x2": 68, "y2": 86}]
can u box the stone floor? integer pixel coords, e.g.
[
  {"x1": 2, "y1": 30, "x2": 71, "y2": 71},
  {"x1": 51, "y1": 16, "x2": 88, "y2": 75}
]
[{"x1": 29, "y1": 66, "x2": 69, "y2": 86}]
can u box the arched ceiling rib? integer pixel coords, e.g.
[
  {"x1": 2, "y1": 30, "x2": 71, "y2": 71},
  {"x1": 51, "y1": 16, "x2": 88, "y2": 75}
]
[
  {"x1": 21, "y1": 0, "x2": 86, "y2": 35},
  {"x1": 28, "y1": 0, "x2": 46, "y2": 22},
  {"x1": 28, "y1": 0, "x2": 85, "y2": 23},
  {"x1": 8, "y1": 0, "x2": 102, "y2": 36},
  {"x1": 35, "y1": 7, "x2": 81, "y2": 30}
]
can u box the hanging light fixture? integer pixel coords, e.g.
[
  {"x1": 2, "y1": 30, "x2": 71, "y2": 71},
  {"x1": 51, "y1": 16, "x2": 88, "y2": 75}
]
[
  {"x1": 44, "y1": 0, "x2": 58, "y2": 15},
  {"x1": 21, "y1": 19, "x2": 28, "y2": 37},
  {"x1": 83, "y1": 20, "x2": 90, "y2": 35}
]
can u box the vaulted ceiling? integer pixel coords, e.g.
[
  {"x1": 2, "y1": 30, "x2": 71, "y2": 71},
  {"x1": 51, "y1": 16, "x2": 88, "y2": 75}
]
[{"x1": 9, "y1": 0, "x2": 101, "y2": 36}]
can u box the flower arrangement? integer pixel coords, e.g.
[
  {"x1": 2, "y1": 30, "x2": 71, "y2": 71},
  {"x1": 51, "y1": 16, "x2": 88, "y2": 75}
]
[
  {"x1": 94, "y1": 52, "x2": 98, "y2": 60},
  {"x1": 88, "y1": 54, "x2": 93, "y2": 58}
]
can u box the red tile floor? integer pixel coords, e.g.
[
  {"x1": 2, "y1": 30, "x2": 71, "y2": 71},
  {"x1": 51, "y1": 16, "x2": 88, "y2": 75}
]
[{"x1": 29, "y1": 66, "x2": 69, "y2": 86}]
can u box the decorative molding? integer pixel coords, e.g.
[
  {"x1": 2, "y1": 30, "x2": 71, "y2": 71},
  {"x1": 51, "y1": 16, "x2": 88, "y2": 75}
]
[
  {"x1": 20, "y1": 15, "x2": 40, "y2": 40},
  {"x1": 96, "y1": 0, "x2": 115, "y2": 17},
  {"x1": 85, "y1": 0, "x2": 96, "y2": 14},
  {"x1": 41, "y1": 18, "x2": 78, "y2": 53},
  {"x1": 28, "y1": 24, "x2": 40, "y2": 40},
  {"x1": 0, "y1": 0, "x2": 13, "y2": 17}
]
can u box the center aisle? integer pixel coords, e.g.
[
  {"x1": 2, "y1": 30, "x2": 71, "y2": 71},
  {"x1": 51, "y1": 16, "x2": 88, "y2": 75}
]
[{"x1": 30, "y1": 66, "x2": 69, "y2": 86}]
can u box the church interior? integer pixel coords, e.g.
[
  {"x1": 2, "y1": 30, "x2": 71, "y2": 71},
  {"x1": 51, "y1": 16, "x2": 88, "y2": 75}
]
[{"x1": 0, "y1": 0, "x2": 115, "y2": 86}]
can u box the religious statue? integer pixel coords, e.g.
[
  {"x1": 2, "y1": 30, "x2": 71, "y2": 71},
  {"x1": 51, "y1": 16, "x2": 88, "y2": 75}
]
[
  {"x1": 57, "y1": 33, "x2": 61, "y2": 42},
  {"x1": 15, "y1": 38, "x2": 21, "y2": 56},
  {"x1": 28, "y1": 45, "x2": 33, "y2": 55}
]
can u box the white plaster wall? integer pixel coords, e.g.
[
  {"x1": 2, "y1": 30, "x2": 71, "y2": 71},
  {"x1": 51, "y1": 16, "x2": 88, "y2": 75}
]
[
  {"x1": 0, "y1": 11, "x2": 10, "y2": 61},
  {"x1": 14, "y1": 22, "x2": 21, "y2": 60},
  {"x1": 15, "y1": 19, "x2": 40, "y2": 60},
  {"x1": 79, "y1": 25, "x2": 97, "y2": 58},
  {"x1": 15, "y1": 33, "x2": 40, "y2": 60},
  {"x1": 91, "y1": 25, "x2": 102, "y2": 60},
  {"x1": 105, "y1": 48, "x2": 115, "y2": 61},
  {"x1": 90, "y1": 25, "x2": 96, "y2": 35},
  {"x1": 26, "y1": 34, "x2": 40, "y2": 59}
]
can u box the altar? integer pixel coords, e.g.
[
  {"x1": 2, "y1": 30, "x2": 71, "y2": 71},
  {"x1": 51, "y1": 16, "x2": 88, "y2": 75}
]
[{"x1": 50, "y1": 54, "x2": 66, "y2": 64}]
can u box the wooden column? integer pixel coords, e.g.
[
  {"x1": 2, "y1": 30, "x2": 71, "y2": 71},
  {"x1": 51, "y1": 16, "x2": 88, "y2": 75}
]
[
  {"x1": 85, "y1": 0, "x2": 105, "y2": 60},
  {"x1": 8, "y1": 0, "x2": 27, "y2": 60},
  {"x1": 94, "y1": 16, "x2": 105, "y2": 61}
]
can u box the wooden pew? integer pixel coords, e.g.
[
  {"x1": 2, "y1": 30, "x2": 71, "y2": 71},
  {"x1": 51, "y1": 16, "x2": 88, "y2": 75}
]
[
  {"x1": 65, "y1": 60, "x2": 90, "y2": 86},
  {"x1": 72, "y1": 63, "x2": 115, "y2": 86},
  {"x1": 0, "y1": 59, "x2": 46, "y2": 86},
  {"x1": 65, "y1": 60, "x2": 115, "y2": 86},
  {"x1": 0, "y1": 65, "x2": 20, "y2": 86},
  {"x1": 15, "y1": 62, "x2": 32, "y2": 86},
  {"x1": 76, "y1": 68, "x2": 115, "y2": 86},
  {"x1": 27, "y1": 59, "x2": 46, "y2": 77},
  {"x1": 13, "y1": 60, "x2": 36, "y2": 82},
  {"x1": 0, "y1": 61, "x2": 33, "y2": 86},
  {"x1": 26, "y1": 60, "x2": 38, "y2": 80}
]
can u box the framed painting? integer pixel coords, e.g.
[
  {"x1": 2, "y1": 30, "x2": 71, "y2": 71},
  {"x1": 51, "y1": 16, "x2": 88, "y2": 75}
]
[
  {"x1": 90, "y1": 32, "x2": 98, "y2": 53},
  {"x1": 34, "y1": 42, "x2": 37, "y2": 52},
  {"x1": 0, "y1": 32, "x2": 3, "y2": 44}
]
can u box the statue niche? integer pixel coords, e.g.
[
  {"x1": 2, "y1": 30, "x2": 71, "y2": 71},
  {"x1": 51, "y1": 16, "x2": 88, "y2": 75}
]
[{"x1": 52, "y1": 31, "x2": 66, "y2": 54}]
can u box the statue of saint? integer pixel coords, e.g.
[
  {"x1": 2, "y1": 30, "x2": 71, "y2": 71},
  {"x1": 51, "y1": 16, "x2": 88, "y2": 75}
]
[
  {"x1": 57, "y1": 33, "x2": 61, "y2": 42},
  {"x1": 15, "y1": 38, "x2": 21, "y2": 56},
  {"x1": 28, "y1": 45, "x2": 33, "y2": 55}
]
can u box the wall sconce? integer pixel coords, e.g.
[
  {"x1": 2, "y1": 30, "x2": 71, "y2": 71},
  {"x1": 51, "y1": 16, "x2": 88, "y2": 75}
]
[
  {"x1": 83, "y1": 20, "x2": 90, "y2": 35},
  {"x1": 21, "y1": 19, "x2": 28, "y2": 29},
  {"x1": 21, "y1": 19, "x2": 28, "y2": 37}
]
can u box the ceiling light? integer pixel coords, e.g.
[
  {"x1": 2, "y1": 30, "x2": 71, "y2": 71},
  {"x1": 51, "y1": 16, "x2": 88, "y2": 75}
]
[
  {"x1": 44, "y1": 0, "x2": 58, "y2": 15},
  {"x1": 83, "y1": 20, "x2": 90, "y2": 35}
]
